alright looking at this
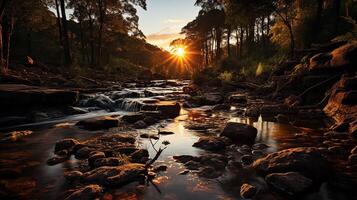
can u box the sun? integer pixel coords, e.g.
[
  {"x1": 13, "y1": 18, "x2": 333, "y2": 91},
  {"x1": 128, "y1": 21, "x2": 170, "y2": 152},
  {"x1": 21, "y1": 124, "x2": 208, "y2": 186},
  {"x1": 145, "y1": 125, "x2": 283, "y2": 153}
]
[{"x1": 174, "y1": 47, "x2": 185, "y2": 58}]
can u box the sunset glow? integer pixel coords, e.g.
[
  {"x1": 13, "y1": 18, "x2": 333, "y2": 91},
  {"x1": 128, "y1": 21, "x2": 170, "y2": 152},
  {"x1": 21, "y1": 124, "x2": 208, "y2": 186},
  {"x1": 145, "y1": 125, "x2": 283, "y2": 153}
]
[{"x1": 173, "y1": 47, "x2": 186, "y2": 58}]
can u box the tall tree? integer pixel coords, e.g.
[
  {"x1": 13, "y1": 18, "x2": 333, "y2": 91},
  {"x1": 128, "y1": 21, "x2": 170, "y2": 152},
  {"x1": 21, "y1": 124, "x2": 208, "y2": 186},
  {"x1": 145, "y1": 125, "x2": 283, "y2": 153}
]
[{"x1": 59, "y1": 0, "x2": 72, "y2": 66}]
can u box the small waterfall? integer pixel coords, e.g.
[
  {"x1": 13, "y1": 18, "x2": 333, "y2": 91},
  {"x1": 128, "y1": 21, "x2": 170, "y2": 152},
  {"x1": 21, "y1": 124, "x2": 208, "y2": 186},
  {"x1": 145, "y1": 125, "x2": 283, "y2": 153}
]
[{"x1": 118, "y1": 99, "x2": 143, "y2": 112}]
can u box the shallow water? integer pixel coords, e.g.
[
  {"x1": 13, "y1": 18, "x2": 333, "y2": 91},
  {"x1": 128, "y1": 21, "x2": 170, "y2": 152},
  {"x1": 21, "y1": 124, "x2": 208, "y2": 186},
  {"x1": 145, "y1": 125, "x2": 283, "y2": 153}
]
[{"x1": 0, "y1": 81, "x2": 354, "y2": 200}]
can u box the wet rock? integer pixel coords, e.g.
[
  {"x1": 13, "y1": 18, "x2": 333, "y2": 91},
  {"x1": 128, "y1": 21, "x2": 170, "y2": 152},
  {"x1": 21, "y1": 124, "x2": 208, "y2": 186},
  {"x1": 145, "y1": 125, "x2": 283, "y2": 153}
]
[
  {"x1": 76, "y1": 116, "x2": 119, "y2": 131},
  {"x1": 193, "y1": 136, "x2": 226, "y2": 151},
  {"x1": 54, "y1": 139, "x2": 80, "y2": 153},
  {"x1": 74, "y1": 147, "x2": 93, "y2": 159},
  {"x1": 327, "y1": 146, "x2": 346, "y2": 154},
  {"x1": 220, "y1": 122, "x2": 257, "y2": 145},
  {"x1": 82, "y1": 164, "x2": 146, "y2": 185},
  {"x1": 212, "y1": 104, "x2": 231, "y2": 111},
  {"x1": 253, "y1": 147, "x2": 329, "y2": 181},
  {"x1": 140, "y1": 134, "x2": 159, "y2": 140},
  {"x1": 47, "y1": 156, "x2": 69, "y2": 166},
  {"x1": 141, "y1": 101, "x2": 181, "y2": 118},
  {"x1": 122, "y1": 114, "x2": 145, "y2": 124},
  {"x1": 88, "y1": 152, "x2": 106, "y2": 166},
  {"x1": 111, "y1": 91, "x2": 141, "y2": 100},
  {"x1": 348, "y1": 154, "x2": 357, "y2": 165},
  {"x1": 64, "y1": 184, "x2": 103, "y2": 200},
  {"x1": 93, "y1": 158, "x2": 124, "y2": 168},
  {"x1": 143, "y1": 116, "x2": 159, "y2": 125},
  {"x1": 158, "y1": 130, "x2": 175, "y2": 135},
  {"x1": 309, "y1": 53, "x2": 332, "y2": 70},
  {"x1": 331, "y1": 121, "x2": 350, "y2": 132},
  {"x1": 200, "y1": 157, "x2": 226, "y2": 170},
  {"x1": 200, "y1": 93, "x2": 223, "y2": 105},
  {"x1": 2, "y1": 130, "x2": 33, "y2": 142},
  {"x1": 351, "y1": 146, "x2": 357, "y2": 154},
  {"x1": 330, "y1": 42, "x2": 357, "y2": 68},
  {"x1": 178, "y1": 170, "x2": 190, "y2": 175},
  {"x1": 252, "y1": 150, "x2": 264, "y2": 156},
  {"x1": 240, "y1": 183, "x2": 257, "y2": 199},
  {"x1": 229, "y1": 94, "x2": 247, "y2": 105},
  {"x1": 82, "y1": 94, "x2": 115, "y2": 111},
  {"x1": 130, "y1": 149, "x2": 149, "y2": 163},
  {"x1": 134, "y1": 120, "x2": 148, "y2": 129},
  {"x1": 241, "y1": 155, "x2": 254, "y2": 165},
  {"x1": 266, "y1": 172, "x2": 313, "y2": 195},
  {"x1": 64, "y1": 171, "x2": 83, "y2": 182},
  {"x1": 184, "y1": 161, "x2": 200, "y2": 170},
  {"x1": 198, "y1": 167, "x2": 223, "y2": 179},
  {"x1": 66, "y1": 106, "x2": 89, "y2": 115},
  {"x1": 252, "y1": 143, "x2": 270, "y2": 150},
  {"x1": 173, "y1": 155, "x2": 196, "y2": 163},
  {"x1": 153, "y1": 165, "x2": 168, "y2": 173},
  {"x1": 324, "y1": 131, "x2": 349, "y2": 139}
]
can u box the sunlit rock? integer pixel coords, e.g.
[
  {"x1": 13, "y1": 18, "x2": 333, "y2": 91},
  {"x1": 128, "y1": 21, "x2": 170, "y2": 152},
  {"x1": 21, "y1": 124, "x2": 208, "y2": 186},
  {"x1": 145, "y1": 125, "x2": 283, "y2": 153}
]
[{"x1": 266, "y1": 172, "x2": 313, "y2": 195}]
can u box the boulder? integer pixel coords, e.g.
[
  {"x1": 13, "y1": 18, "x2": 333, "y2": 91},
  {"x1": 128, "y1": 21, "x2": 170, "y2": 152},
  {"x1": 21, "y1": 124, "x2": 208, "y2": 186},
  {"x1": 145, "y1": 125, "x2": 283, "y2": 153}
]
[
  {"x1": 64, "y1": 171, "x2": 83, "y2": 181},
  {"x1": 93, "y1": 158, "x2": 124, "y2": 168},
  {"x1": 330, "y1": 42, "x2": 357, "y2": 68},
  {"x1": 76, "y1": 116, "x2": 119, "y2": 131},
  {"x1": 134, "y1": 120, "x2": 148, "y2": 129},
  {"x1": 193, "y1": 137, "x2": 226, "y2": 151},
  {"x1": 253, "y1": 147, "x2": 329, "y2": 181},
  {"x1": 121, "y1": 114, "x2": 145, "y2": 124},
  {"x1": 47, "y1": 156, "x2": 69, "y2": 165},
  {"x1": 130, "y1": 149, "x2": 149, "y2": 163},
  {"x1": 220, "y1": 122, "x2": 257, "y2": 144},
  {"x1": 141, "y1": 101, "x2": 181, "y2": 118},
  {"x1": 240, "y1": 183, "x2": 257, "y2": 199},
  {"x1": 54, "y1": 139, "x2": 80, "y2": 153},
  {"x1": 173, "y1": 155, "x2": 196, "y2": 163},
  {"x1": 64, "y1": 184, "x2": 103, "y2": 200},
  {"x1": 229, "y1": 94, "x2": 247, "y2": 104},
  {"x1": 348, "y1": 154, "x2": 357, "y2": 165},
  {"x1": 198, "y1": 167, "x2": 223, "y2": 179},
  {"x1": 266, "y1": 172, "x2": 313, "y2": 195},
  {"x1": 309, "y1": 53, "x2": 332, "y2": 70}
]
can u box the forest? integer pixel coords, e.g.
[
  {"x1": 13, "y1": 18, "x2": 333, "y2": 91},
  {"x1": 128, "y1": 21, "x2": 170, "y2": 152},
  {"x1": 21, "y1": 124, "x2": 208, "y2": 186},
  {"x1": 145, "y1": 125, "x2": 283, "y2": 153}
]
[{"x1": 0, "y1": 0, "x2": 356, "y2": 200}]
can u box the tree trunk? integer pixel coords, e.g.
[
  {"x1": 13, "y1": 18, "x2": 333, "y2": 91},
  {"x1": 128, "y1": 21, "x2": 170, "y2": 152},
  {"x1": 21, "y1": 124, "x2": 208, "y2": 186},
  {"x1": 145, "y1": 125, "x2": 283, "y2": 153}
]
[
  {"x1": 216, "y1": 27, "x2": 222, "y2": 59},
  {"x1": 235, "y1": 27, "x2": 239, "y2": 57},
  {"x1": 287, "y1": 24, "x2": 295, "y2": 57},
  {"x1": 205, "y1": 39, "x2": 209, "y2": 65},
  {"x1": 0, "y1": 0, "x2": 9, "y2": 74},
  {"x1": 79, "y1": 20, "x2": 85, "y2": 63},
  {"x1": 59, "y1": 0, "x2": 72, "y2": 66},
  {"x1": 27, "y1": 28, "x2": 32, "y2": 56},
  {"x1": 54, "y1": 0, "x2": 62, "y2": 45},
  {"x1": 312, "y1": 0, "x2": 324, "y2": 44},
  {"x1": 240, "y1": 26, "x2": 244, "y2": 57},
  {"x1": 88, "y1": 11, "x2": 95, "y2": 66},
  {"x1": 97, "y1": 0, "x2": 105, "y2": 68}
]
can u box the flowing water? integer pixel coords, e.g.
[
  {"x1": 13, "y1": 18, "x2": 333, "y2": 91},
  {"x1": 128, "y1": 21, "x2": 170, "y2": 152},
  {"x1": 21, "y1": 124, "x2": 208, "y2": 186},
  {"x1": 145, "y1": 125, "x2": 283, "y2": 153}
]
[{"x1": 0, "y1": 80, "x2": 353, "y2": 200}]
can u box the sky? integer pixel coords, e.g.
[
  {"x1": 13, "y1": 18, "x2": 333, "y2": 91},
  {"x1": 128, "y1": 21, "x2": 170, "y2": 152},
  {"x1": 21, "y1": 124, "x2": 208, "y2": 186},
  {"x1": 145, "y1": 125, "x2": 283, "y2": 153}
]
[{"x1": 137, "y1": 0, "x2": 200, "y2": 50}]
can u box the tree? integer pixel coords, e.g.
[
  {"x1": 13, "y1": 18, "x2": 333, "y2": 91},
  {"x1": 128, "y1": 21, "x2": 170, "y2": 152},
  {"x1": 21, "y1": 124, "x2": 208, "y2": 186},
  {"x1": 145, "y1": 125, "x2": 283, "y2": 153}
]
[{"x1": 59, "y1": 0, "x2": 72, "y2": 66}]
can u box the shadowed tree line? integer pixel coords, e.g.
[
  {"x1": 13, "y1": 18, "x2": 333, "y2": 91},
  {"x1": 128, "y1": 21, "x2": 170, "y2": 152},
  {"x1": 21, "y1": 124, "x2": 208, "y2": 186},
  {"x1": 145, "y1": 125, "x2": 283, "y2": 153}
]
[
  {"x1": 0, "y1": 0, "x2": 180, "y2": 79},
  {"x1": 176, "y1": 0, "x2": 356, "y2": 78}
]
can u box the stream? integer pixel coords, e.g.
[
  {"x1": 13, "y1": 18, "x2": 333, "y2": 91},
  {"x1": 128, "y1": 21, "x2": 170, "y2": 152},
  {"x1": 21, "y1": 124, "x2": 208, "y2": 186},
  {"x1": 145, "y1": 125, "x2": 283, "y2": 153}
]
[{"x1": 0, "y1": 80, "x2": 355, "y2": 200}]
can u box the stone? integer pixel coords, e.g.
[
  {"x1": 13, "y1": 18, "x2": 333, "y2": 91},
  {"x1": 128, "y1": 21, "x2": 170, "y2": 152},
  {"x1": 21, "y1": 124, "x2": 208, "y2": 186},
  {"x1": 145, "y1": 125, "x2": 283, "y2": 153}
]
[
  {"x1": 153, "y1": 165, "x2": 168, "y2": 173},
  {"x1": 140, "y1": 134, "x2": 159, "y2": 140},
  {"x1": 220, "y1": 122, "x2": 257, "y2": 144},
  {"x1": 351, "y1": 146, "x2": 357, "y2": 154},
  {"x1": 93, "y1": 158, "x2": 124, "y2": 168},
  {"x1": 252, "y1": 143, "x2": 270, "y2": 150},
  {"x1": 66, "y1": 106, "x2": 89, "y2": 115},
  {"x1": 240, "y1": 183, "x2": 257, "y2": 199},
  {"x1": 324, "y1": 131, "x2": 349, "y2": 139},
  {"x1": 266, "y1": 172, "x2": 313, "y2": 195},
  {"x1": 348, "y1": 154, "x2": 357, "y2": 165},
  {"x1": 253, "y1": 147, "x2": 328, "y2": 180},
  {"x1": 134, "y1": 120, "x2": 147, "y2": 129},
  {"x1": 178, "y1": 170, "x2": 190, "y2": 175},
  {"x1": 241, "y1": 155, "x2": 254, "y2": 165},
  {"x1": 47, "y1": 156, "x2": 69, "y2": 166},
  {"x1": 121, "y1": 114, "x2": 145, "y2": 124},
  {"x1": 229, "y1": 94, "x2": 247, "y2": 104},
  {"x1": 309, "y1": 53, "x2": 332, "y2": 70},
  {"x1": 64, "y1": 171, "x2": 83, "y2": 181},
  {"x1": 327, "y1": 146, "x2": 346, "y2": 154},
  {"x1": 54, "y1": 139, "x2": 80, "y2": 153},
  {"x1": 184, "y1": 161, "x2": 200, "y2": 170},
  {"x1": 64, "y1": 184, "x2": 103, "y2": 200},
  {"x1": 130, "y1": 149, "x2": 149, "y2": 163},
  {"x1": 76, "y1": 116, "x2": 119, "y2": 131},
  {"x1": 158, "y1": 131, "x2": 175, "y2": 135},
  {"x1": 74, "y1": 147, "x2": 93, "y2": 160},
  {"x1": 330, "y1": 42, "x2": 357, "y2": 68},
  {"x1": 173, "y1": 155, "x2": 196, "y2": 163},
  {"x1": 198, "y1": 167, "x2": 223, "y2": 179},
  {"x1": 193, "y1": 137, "x2": 226, "y2": 151},
  {"x1": 212, "y1": 104, "x2": 231, "y2": 111},
  {"x1": 201, "y1": 93, "x2": 223, "y2": 105},
  {"x1": 143, "y1": 116, "x2": 159, "y2": 125},
  {"x1": 141, "y1": 101, "x2": 181, "y2": 118},
  {"x1": 88, "y1": 152, "x2": 106, "y2": 166}
]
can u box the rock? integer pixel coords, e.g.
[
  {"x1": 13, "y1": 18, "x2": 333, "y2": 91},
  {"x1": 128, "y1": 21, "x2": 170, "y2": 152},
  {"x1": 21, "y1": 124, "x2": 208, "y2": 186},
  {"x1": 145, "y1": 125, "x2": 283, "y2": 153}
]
[
  {"x1": 229, "y1": 94, "x2": 247, "y2": 104},
  {"x1": 220, "y1": 122, "x2": 257, "y2": 144},
  {"x1": 93, "y1": 158, "x2": 124, "y2": 168},
  {"x1": 141, "y1": 101, "x2": 181, "y2": 118},
  {"x1": 198, "y1": 167, "x2": 223, "y2": 179},
  {"x1": 284, "y1": 95, "x2": 302, "y2": 107},
  {"x1": 76, "y1": 116, "x2": 119, "y2": 131},
  {"x1": 0, "y1": 116, "x2": 30, "y2": 127},
  {"x1": 266, "y1": 172, "x2": 313, "y2": 195},
  {"x1": 193, "y1": 137, "x2": 226, "y2": 151},
  {"x1": 253, "y1": 147, "x2": 329, "y2": 180},
  {"x1": 121, "y1": 114, "x2": 145, "y2": 124},
  {"x1": 324, "y1": 131, "x2": 349, "y2": 139},
  {"x1": 64, "y1": 171, "x2": 83, "y2": 181},
  {"x1": 348, "y1": 154, "x2": 357, "y2": 165},
  {"x1": 64, "y1": 184, "x2": 103, "y2": 200},
  {"x1": 241, "y1": 155, "x2": 254, "y2": 165},
  {"x1": 173, "y1": 155, "x2": 196, "y2": 163},
  {"x1": 158, "y1": 131, "x2": 175, "y2": 135},
  {"x1": 47, "y1": 156, "x2": 69, "y2": 165},
  {"x1": 153, "y1": 165, "x2": 168, "y2": 173},
  {"x1": 74, "y1": 147, "x2": 93, "y2": 160},
  {"x1": 83, "y1": 94, "x2": 115, "y2": 111},
  {"x1": 0, "y1": 84, "x2": 78, "y2": 110},
  {"x1": 143, "y1": 116, "x2": 159, "y2": 125},
  {"x1": 327, "y1": 146, "x2": 346, "y2": 154},
  {"x1": 88, "y1": 152, "x2": 106, "y2": 166},
  {"x1": 212, "y1": 104, "x2": 231, "y2": 111},
  {"x1": 2, "y1": 130, "x2": 33, "y2": 142},
  {"x1": 309, "y1": 53, "x2": 332, "y2": 70},
  {"x1": 140, "y1": 134, "x2": 159, "y2": 140},
  {"x1": 252, "y1": 143, "x2": 270, "y2": 150},
  {"x1": 130, "y1": 149, "x2": 149, "y2": 163},
  {"x1": 252, "y1": 150, "x2": 263, "y2": 156},
  {"x1": 54, "y1": 139, "x2": 80, "y2": 153},
  {"x1": 276, "y1": 114, "x2": 289, "y2": 123},
  {"x1": 82, "y1": 164, "x2": 145, "y2": 185},
  {"x1": 66, "y1": 106, "x2": 89, "y2": 115},
  {"x1": 178, "y1": 170, "x2": 190, "y2": 175},
  {"x1": 240, "y1": 183, "x2": 257, "y2": 199},
  {"x1": 133, "y1": 120, "x2": 147, "y2": 129},
  {"x1": 200, "y1": 157, "x2": 226, "y2": 170},
  {"x1": 330, "y1": 42, "x2": 357, "y2": 68},
  {"x1": 351, "y1": 146, "x2": 357, "y2": 154},
  {"x1": 184, "y1": 161, "x2": 201, "y2": 170}
]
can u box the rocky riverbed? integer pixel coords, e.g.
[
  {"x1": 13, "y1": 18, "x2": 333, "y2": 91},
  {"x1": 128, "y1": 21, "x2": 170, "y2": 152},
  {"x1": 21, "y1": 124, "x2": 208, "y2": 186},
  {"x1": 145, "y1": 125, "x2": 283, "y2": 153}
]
[{"x1": 0, "y1": 79, "x2": 357, "y2": 200}]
